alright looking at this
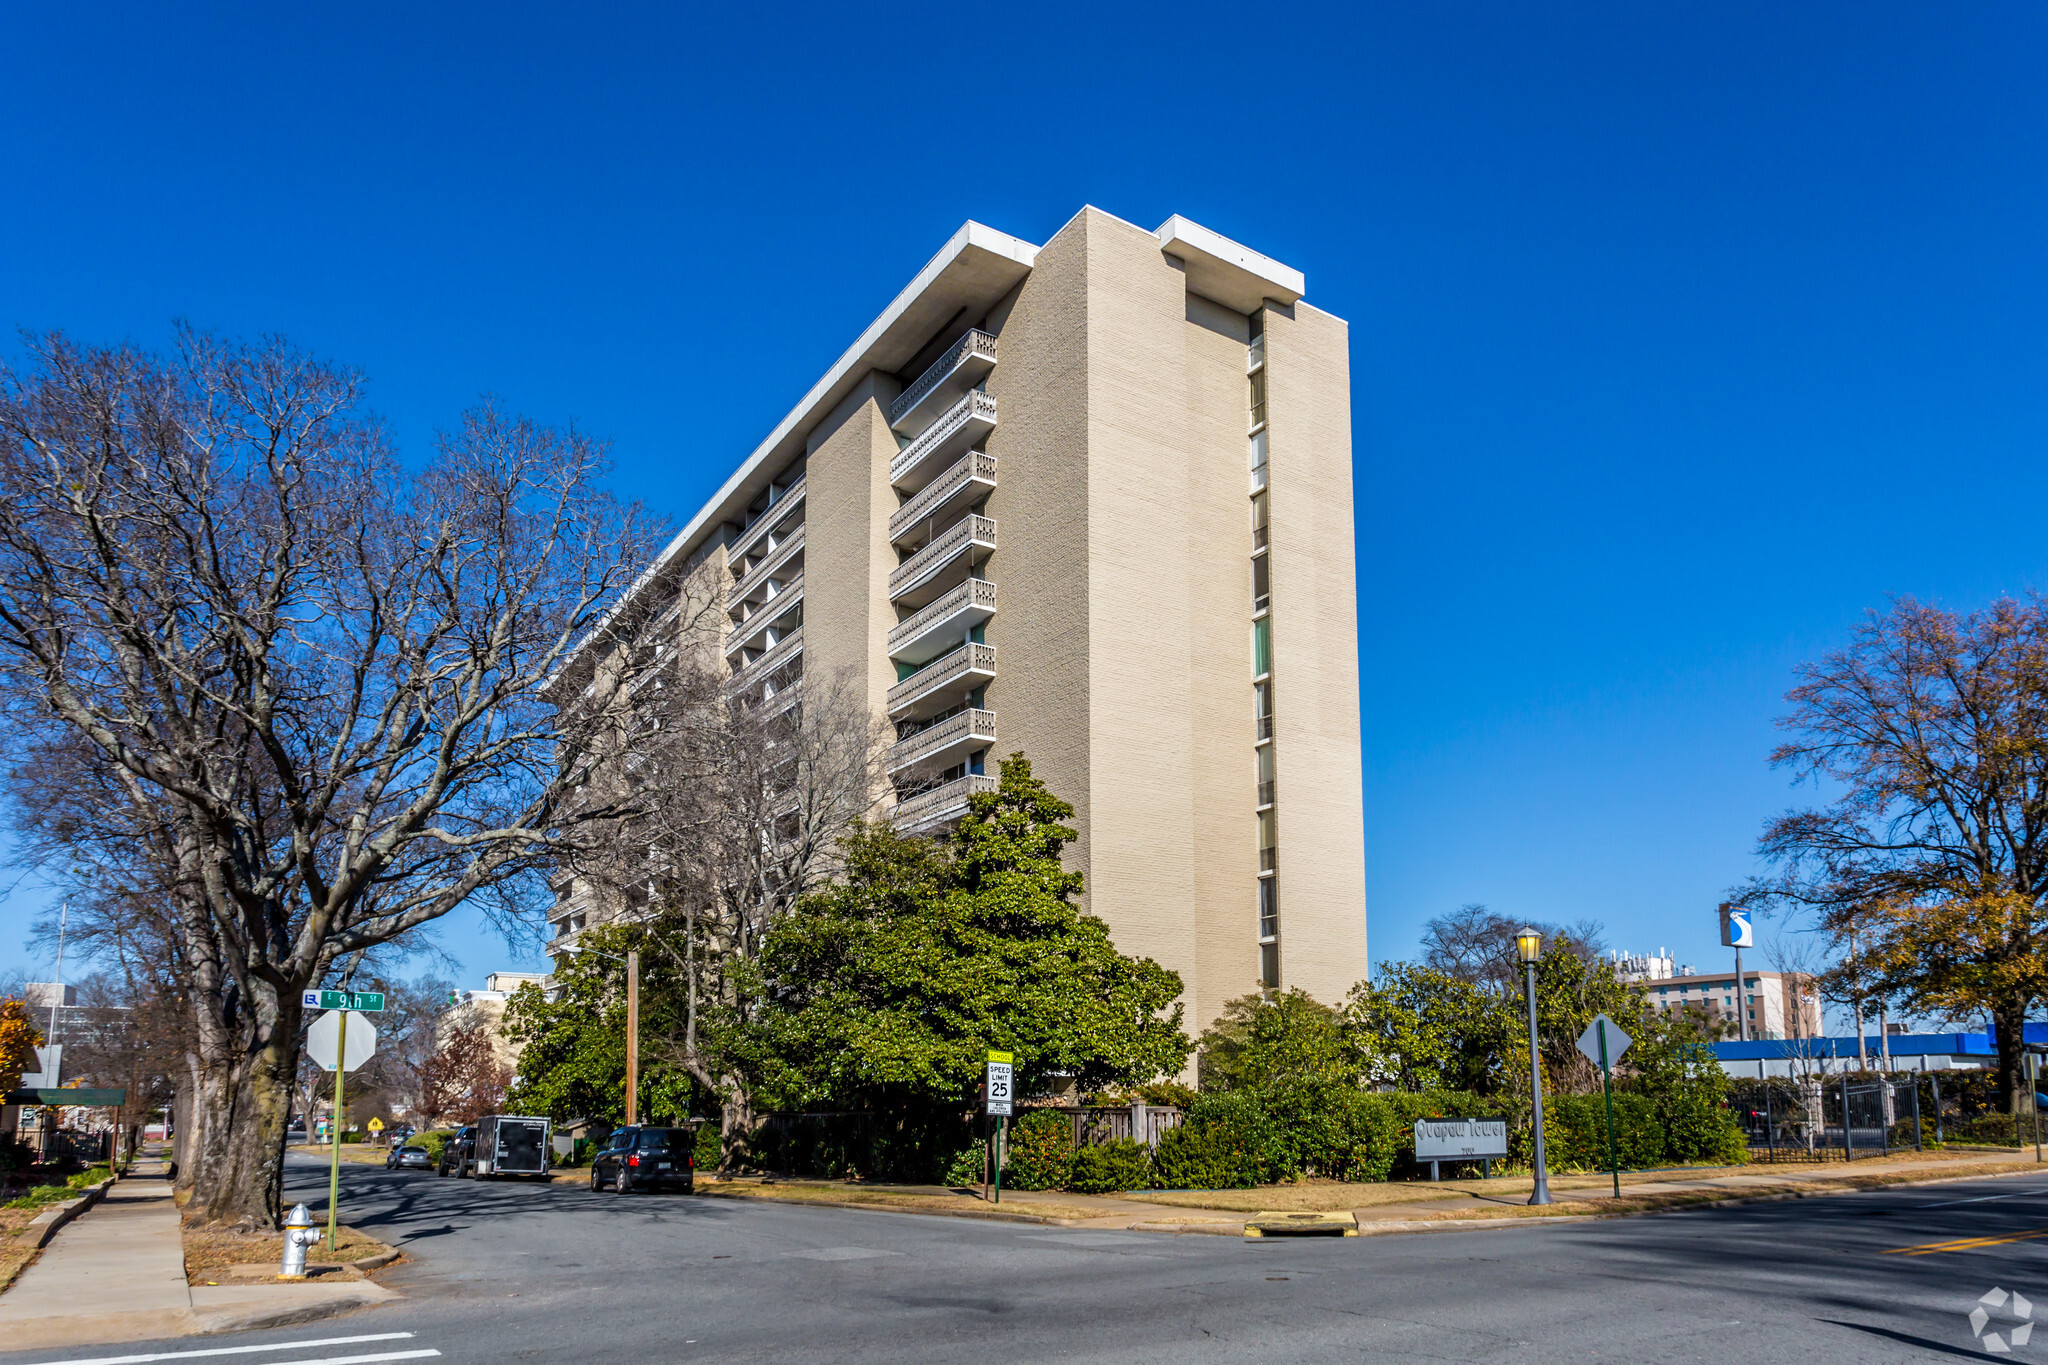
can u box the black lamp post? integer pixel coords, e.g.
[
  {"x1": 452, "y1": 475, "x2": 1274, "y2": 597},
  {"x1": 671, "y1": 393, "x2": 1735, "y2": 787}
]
[{"x1": 1518, "y1": 927, "x2": 1551, "y2": 1206}]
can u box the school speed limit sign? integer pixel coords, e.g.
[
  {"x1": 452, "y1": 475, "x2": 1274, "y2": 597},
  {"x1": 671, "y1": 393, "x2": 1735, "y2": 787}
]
[{"x1": 985, "y1": 1052, "x2": 1014, "y2": 1117}]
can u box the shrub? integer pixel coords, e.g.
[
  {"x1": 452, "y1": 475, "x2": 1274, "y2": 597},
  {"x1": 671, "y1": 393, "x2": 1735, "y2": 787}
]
[
  {"x1": 1152, "y1": 1122, "x2": 1234, "y2": 1189},
  {"x1": 694, "y1": 1122, "x2": 722, "y2": 1171},
  {"x1": 1068, "y1": 1139, "x2": 1152, "y2": 1193},
  {"x1": 1658, "y1": 1093, "x2": 1747, "y2": 1166},
  {"x1": 66, "y1": 1164, "x2": 111, "y2": 1189},
  {"x1": 1179, "y1": 1090, "x2": 1285, "y2": 1186},
  {"x1": 1944, "y1": 1114, "x2": 2025, "y2": 1148},
  {"x1": 1004, "y1": 1110, "x2": 1075, "y2": 1191},
  {"x1": 414, "y1": 1129, "x2": 455, "y2": 1165},
  {"x1": 943, "y1": 1144, "x2": 988, "y2": 1187}
]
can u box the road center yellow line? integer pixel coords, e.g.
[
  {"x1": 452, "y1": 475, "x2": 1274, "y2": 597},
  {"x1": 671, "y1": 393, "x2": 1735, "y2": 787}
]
[{"x1": 1885, "y1": 1226, "x2": 2048, "y2": 1256}]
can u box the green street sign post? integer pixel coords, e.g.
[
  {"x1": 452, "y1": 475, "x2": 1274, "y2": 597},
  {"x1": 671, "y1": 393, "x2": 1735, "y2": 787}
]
[
  {"x1": 985, "y1": 1051, "x2": 1013, "y2": 1205},
  {"x1": 302, "y1": 989, "x2": 383, "y2": 1012},
  {"x1": 1575, "y1": 1014, "x2": 1632, "y2": 1199}
]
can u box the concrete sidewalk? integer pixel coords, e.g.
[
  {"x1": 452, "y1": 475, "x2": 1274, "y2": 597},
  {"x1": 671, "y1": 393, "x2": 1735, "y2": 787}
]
[{"x1": 0, "y1": 1159, "x2": 397, "y2": 1351}]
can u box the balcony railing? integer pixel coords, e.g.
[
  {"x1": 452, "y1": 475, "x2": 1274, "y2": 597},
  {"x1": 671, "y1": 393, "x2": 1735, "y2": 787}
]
[
  {"x1": 889, "y1": 516, "x2": 994, "y2": 607},
  {"x1": 891, "y1": 390, "x2": 997, "y2": 492},
  {"x1": 887, "y1": 642, "x2": 996, "y2": 718},
  {"x1": 724, "y1": 574, "x2": 803, "y2": 657},
  {"x1": 729, "y1": 521, "x2": 805, "y2": 607},
  {"x1": 726, "y1": 475, "x2": 806, "y2": 565},
  {"x1": 726, "y1": 625, "x2": 804, "y2": 693},
  {"x1": 891, "y1": 772, "x2": 998, "y2": 832},
  {"x1": 1257, "y1": 780, "x2": 1276, "y2": 806},
  {"x1": 890, "y1": 329, "x2": 998, "y2": 436},
  {"x1": 1256, "y1": 713, "x2": 1273, "y2": 741},
  {"x1": 887, "y1": 708, "x2": 997, "y2": 774},
  {"x1": 888, "y1": 577, "x2": 996, "y2": 664},
  {"x1": 890, "y1": 451, "x2": 997, "y2": 548}
]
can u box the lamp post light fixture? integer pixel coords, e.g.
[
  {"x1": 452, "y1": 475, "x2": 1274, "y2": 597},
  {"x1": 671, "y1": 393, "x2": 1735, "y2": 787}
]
[{"x1": 1516, "y1": 927, "x2": 1552, "y2": 1206}]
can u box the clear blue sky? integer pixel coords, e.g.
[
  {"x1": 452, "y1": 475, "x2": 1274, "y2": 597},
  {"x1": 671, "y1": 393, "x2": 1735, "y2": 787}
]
[{"x1": 2, "y1": 4, "x2": 2043, "y2": 1028}]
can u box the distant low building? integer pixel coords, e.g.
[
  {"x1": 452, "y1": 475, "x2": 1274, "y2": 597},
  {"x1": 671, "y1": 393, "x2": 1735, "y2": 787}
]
[
  {"x1": 1645, "y1": 969, "x2": 1821, "y2": 1040},
  {"x1": 435, "y1": 972, "x2": 548, "y2": 1067},
  {"x1": 1714, "y1": 1033, "x2": 1993, "y2": 1077},
  {"x1": 1610, "y1": 949, "x2": 1678, "y2": 983}
]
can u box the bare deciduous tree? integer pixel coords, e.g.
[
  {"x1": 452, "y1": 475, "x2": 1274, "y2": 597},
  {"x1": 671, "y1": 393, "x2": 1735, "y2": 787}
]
[
  {"x1": 568, "y1": 660, "x2": 886, "y2": 1162},
  {"x1": 1421, "y1": 903, "x2": 1607, "y2": 997},
  {"x1": 0, "y1": 329, "x2": 662, "y2": 1224}
]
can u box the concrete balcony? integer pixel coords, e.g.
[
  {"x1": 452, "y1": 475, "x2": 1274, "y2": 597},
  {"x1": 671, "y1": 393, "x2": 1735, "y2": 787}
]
[
  {"x1": 729, "y1": 521, "x2": 804, "y2": 606},
  {"x1": 891, "y1": 772, "x2": 998, "y2": 834},
  {"x1": 890, "y1": 329, "x2": 998, "y2": 438},
  {"x1": 890, "y1": 451, "x2": 996, "y2": 551},
  {"x1": 891, "y1": 390, "x2": 996, "y2": 493},
  {"x1": 726, "y1": 475, "x2": 805, "y2": 566},
  {"x1": 887, "y1": 642, "x2": 995, "y2": 720},
  {"x1": 888, "y1": 515, "x2": 994, "y2": 609},
  {"x1": 888, "y1": 577, "x2": 995, "y2": 666},
  {"x1": 724, "y1": 573, "x2": 803, "y2": 659},
  {"x1": 727, "y1": 625, "x2": 804, "y2": 693},
  {"x1": 888, "y1": 708, "x2": 996, "y2": 775}
]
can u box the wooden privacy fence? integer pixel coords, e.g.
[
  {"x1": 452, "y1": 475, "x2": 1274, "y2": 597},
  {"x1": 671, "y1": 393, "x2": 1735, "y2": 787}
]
[{"x1": 1047, "y1": 1103, "x2": 1183, "y2": 1150}]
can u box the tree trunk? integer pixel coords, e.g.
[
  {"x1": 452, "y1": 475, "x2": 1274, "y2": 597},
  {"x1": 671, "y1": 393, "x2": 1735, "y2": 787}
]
[
  {"x1": 183, "y1": 1029, "x2": 299, "y2": 1228},
  {"x1": 1993, "y1": 996, "x2": 2028, "y2": 1116},
  {"x1": 719, "y1": 1088, "x2": 756, "y2": 1173}
]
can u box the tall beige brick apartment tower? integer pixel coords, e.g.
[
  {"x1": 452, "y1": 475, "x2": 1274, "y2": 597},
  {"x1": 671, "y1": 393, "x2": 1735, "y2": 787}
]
[{"x1": 554, "y1": 207, "x2": 1367, "y2": 1031}]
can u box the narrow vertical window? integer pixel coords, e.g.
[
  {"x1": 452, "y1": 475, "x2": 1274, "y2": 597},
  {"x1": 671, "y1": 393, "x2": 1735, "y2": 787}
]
[
  {"x1": 1252, "y1": 553, "x2": 1270, "y2": 614},
  {"x1": 1251, "y1": 491, "x2": 1269, "y2": 549},
  {"x1": 1252, "y1": 617, "x2": 1272, "y2": 677}
]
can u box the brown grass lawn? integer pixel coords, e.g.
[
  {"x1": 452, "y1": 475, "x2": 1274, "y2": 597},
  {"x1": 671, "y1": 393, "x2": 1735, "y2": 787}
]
[
  {"x1": 289, "y1": 1143, "x2": 391, "y2": 1166},
  {"x1": 704, "y1": 1178, "x2": 1111, "y2": 1224},
  {"x1": 183, "y1": 1222, "x2": 391, "y2": 1285}
]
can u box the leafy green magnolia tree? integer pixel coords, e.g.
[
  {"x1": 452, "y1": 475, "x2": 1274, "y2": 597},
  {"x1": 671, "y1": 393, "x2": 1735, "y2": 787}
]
[
  {"x1": 502, "y1": 923, "x2": 694, "y2": 1131},
  {"x1": 1342, "y1": 963, "x2": 1517, "y2": 1093},
  {"x1": 750, "y1": 755, "x2": 1191, "y2": 1137},
  {"x1": 1197, "y1": 989, "x2": 1351, "y2": 1091}
]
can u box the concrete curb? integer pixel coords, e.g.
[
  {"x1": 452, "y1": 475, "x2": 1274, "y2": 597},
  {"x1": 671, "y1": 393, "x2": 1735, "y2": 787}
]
[
  {"x1": 697, "y1": 1187, "x2": 1068, "y2": 1227},
  {"x1": 8, "y1": 1172, "x2": 118, "y2": 1253},
  {"x1": 189, "y1": 1288, "x2": 396, "y2": 1337}
]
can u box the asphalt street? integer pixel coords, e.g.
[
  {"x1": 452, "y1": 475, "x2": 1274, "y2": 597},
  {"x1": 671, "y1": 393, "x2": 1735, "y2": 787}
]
[{"x1": 12, "y1": 1155, "x2": 2048, "y2": 1363}]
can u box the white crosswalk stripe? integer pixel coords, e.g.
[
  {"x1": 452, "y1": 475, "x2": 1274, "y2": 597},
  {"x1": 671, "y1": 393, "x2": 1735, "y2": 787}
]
[{"x1": 39, "y1": 1333, "x2": 434, "y2": 1365}]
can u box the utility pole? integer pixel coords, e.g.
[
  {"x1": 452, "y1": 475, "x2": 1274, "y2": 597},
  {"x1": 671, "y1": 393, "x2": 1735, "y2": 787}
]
[
  {"x1": 625, "y1": 949, "x2": 640, "y2": 1127},
  {"x1": 46, "y1": 896, "x2": 69, "y2": 1049}
]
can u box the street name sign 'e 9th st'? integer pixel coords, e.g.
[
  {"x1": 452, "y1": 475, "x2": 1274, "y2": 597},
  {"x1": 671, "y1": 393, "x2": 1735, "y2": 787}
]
[{"x1": 304, "y1": 989, "x2": 385, "y2": 1013}]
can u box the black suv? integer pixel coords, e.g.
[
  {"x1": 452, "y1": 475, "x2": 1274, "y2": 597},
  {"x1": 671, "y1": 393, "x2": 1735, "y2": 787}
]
[
  {"x1": 590, "y1": 1126, "x2": 694, "y2": 1194},
  {"x1": 437, "y1": 1125, "x2": 476, "y2": 1177}
]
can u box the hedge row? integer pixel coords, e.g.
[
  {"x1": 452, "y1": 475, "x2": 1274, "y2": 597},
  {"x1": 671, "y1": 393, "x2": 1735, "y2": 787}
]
[{"x1": 958, "y1": 1080, "x2": 1746, "y2": 1193}]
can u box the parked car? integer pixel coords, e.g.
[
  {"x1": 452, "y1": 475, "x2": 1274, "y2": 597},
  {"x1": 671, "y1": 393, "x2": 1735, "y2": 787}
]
[
  {"x1": 437, "y1": 1126, "x2": 476, "y2": 1177},
  {"x1": 589, "y1": 1126, "x2": 695, "y2": 1194},
  {"x1": 386, "y1": 1142, "x2": 434, "y2": 1171},
  {"x1": 386, "y1": 1124, "x2": 415, "y2": 1149}
]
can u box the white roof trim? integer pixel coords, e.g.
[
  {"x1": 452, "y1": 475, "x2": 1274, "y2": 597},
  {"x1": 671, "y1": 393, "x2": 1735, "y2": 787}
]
[
  {"x1": 563, "y1": 221, "x2": 1039, "y2": 668},
  {"x1": 1154, "y1": 215, "x2": 1305, "y2": 312}
]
